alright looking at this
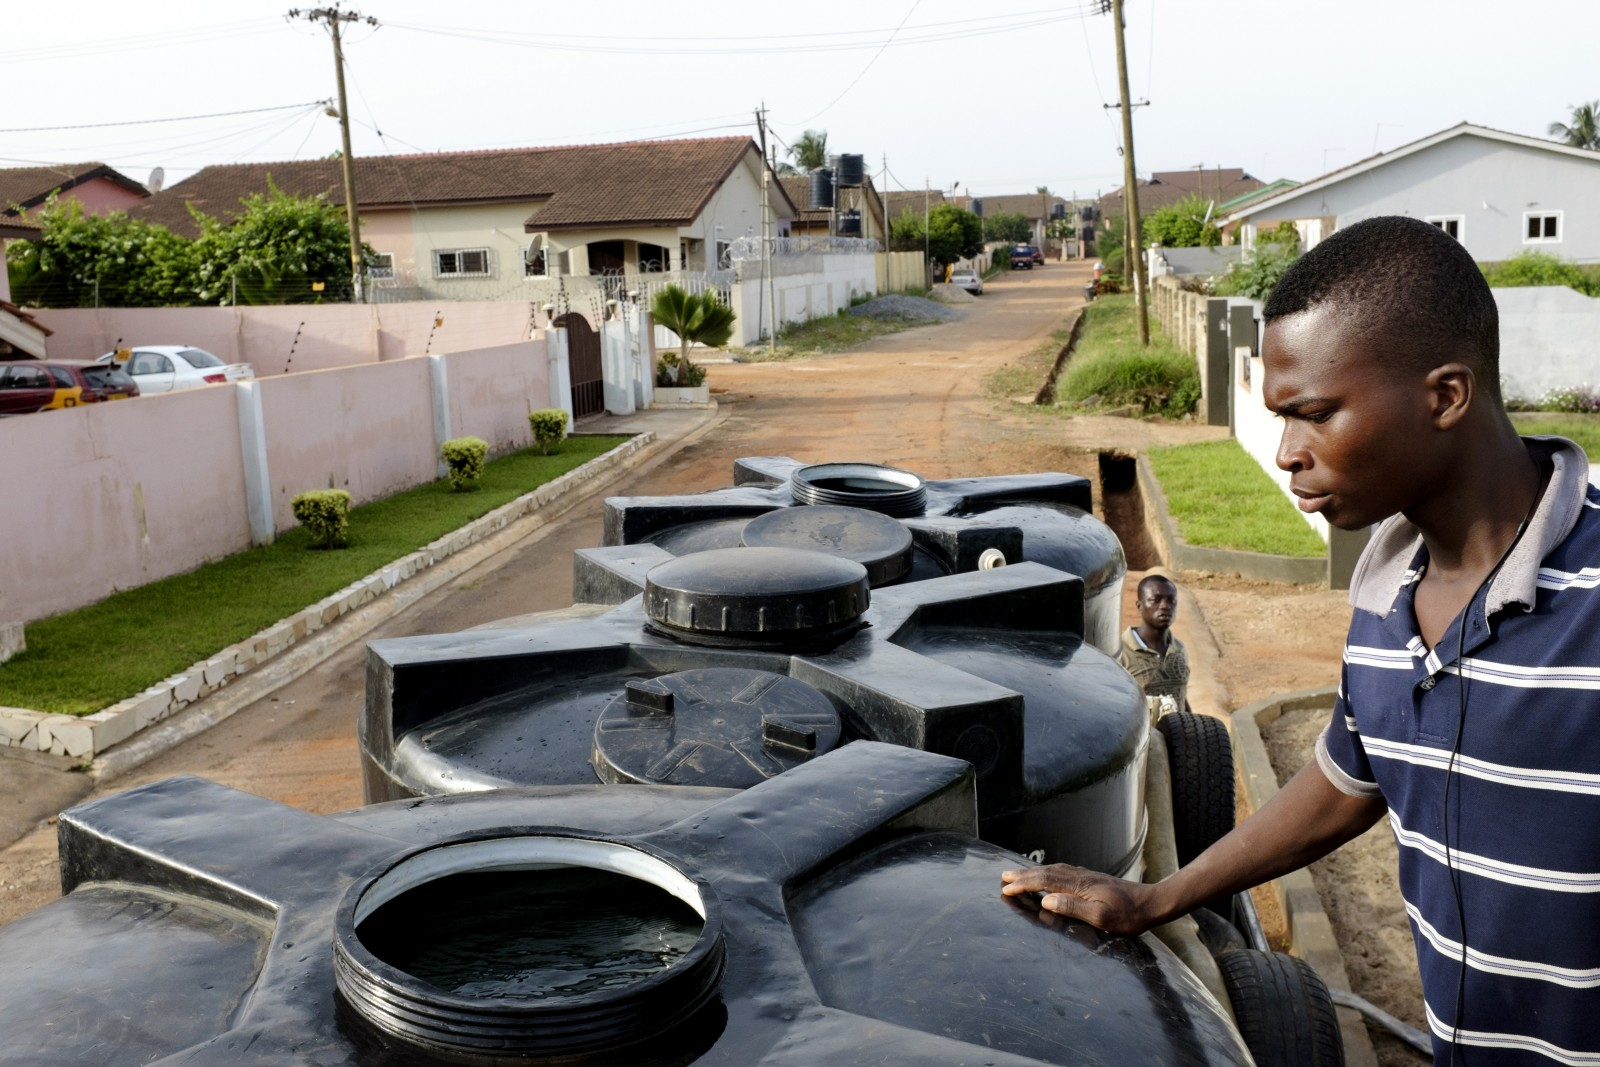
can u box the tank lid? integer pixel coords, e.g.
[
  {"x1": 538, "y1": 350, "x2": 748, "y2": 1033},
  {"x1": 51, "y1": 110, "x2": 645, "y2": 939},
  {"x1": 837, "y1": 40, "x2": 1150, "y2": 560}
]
[
  {"x1": 594, "y1": 668, "x2": 842, "y2": 787},
  {"x1": 740, "y1": 506, "x2": 913, "y2": 586},
  {"x1": 644, "y1": 547, "x2": 869, "y2": 638}
]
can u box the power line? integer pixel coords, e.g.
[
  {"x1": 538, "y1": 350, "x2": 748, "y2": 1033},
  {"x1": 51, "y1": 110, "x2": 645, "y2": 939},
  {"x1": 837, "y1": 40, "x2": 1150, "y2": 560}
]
[
  {"x1": 385, "y1": 8, "x2": 1103, "y2": 57},
  {"x1": 786, "y1": 0, "x2": 924, "y2": 126},
  {"x1": 0, "y1": 101, "x2": 331, "y2": 135},
  {"x1": 0, "y1": 19, "x2": 284, "y2": 64},
  {"x1": 390, "y1": 6, "x2": 1098, "y2": 46}
]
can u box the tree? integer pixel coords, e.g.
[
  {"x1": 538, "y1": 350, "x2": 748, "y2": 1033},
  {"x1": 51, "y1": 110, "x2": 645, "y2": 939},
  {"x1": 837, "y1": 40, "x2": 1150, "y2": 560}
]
[
  {"x1": 926, "y1": 204, "x2": 984, "y2": 268},
  {"x1": 1213, "y1": 223, "x2": 1299, "y2": 300},
  {"x1": 6, "y1": 196, "x2": 199, "y2": 307},
  {"x1": 651, "y1": 284, "x2": 735, "y2": 385},
  {"x1": 772, "y1": 160, "x2": 800, "y2": 177},
  {"x1": 1143, "y1": 194, "x2": 1221, "y2": 249},
  {"x1": 1548, "y1": 101, "x2": 1600, "y2": 151},
  {"x1": 983, "y1": 211, "x2": 1032, "y2": 244},
  {"x1": 1035, "y1": 185, "x2": 1052, "y2": 195},
  {"x1": 190, "y1": 178, "x2": 366, "y2": 304},
  {"x1": 788, "y1": 129, "x2": 829, "y2": 172}
]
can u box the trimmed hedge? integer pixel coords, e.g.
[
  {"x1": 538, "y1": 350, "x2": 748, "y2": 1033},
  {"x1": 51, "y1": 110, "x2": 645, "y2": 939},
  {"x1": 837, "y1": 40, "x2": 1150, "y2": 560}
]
[
  {"x1": 528, "y1": 409, "x2": 569, "y2": 454},
  {"x1": 291, "y1": 489, "x2": 351, "y2": 549},
  {"x1": 440, "y1": 436, "x2": 488, "y2": 491}
]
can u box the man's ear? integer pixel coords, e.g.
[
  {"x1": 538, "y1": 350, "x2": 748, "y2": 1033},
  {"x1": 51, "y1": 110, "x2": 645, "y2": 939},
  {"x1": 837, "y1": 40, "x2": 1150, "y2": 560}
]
[{"x1": 1426, "y1": 363, "x2": 1474, "y2": 429}]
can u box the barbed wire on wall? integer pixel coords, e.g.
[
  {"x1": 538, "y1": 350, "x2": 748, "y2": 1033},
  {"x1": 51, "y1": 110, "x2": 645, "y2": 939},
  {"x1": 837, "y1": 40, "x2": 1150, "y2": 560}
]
[{"x1": 727, "y1": 235, "x2": 881, "y2": 260}]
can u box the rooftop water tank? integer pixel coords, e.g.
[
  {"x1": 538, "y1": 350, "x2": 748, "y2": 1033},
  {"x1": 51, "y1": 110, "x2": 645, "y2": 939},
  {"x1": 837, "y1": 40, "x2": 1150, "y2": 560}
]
[
  {"x1": 361, "y1": 547, "x2": 1148, "y2": 878},
  {"x1": 808, "y1": 168, "x2": 834, "y2": 210},
  {"x1": 0, "y1": 745, "x2": 1253, "y2": 1064},
  {"x1": 586, "y1": 456, "x2": 1126, "y2": 655},
  {"x1": 837, "y1": 209, "x2": 862, "y2": 236},
  {"x1": 835, "y1": 153, "x2": 865, "y2": 187}
]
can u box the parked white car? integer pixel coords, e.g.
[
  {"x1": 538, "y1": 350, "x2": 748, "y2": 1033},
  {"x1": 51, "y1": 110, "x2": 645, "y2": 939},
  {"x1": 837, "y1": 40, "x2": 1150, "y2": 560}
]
[
  {"x1": 949, "y1": 269, "x2": 983, "y2": 295},
  {"x1": 95, "y1": 346, "x2": 253, "y2": 394}
]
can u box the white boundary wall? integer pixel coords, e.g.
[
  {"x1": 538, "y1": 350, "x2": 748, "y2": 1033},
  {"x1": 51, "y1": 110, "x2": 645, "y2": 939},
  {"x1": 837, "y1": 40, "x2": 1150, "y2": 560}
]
[{"x1": 727, "y1": 253, "x2": 878, "y2": 345}]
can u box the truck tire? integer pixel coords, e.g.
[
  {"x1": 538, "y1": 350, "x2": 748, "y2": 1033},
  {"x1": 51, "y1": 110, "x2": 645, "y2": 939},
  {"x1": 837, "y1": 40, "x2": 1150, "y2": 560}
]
[
  {"x1": 1158, "y1": 711, "x2": 1235, "y2": 866},
  {"x1": 1217, "y1": 949, "x2": 1344, "y2": 1067}
]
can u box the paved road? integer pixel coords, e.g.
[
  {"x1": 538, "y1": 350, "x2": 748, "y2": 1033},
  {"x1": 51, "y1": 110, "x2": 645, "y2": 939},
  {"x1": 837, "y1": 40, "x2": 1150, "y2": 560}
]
[{"x1": 0, "y1": 261, "x2": 1096, "y2": 925}]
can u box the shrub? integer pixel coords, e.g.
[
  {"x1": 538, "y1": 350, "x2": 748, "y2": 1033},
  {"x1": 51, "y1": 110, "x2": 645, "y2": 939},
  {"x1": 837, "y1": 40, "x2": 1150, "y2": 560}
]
[
  {"x1": 290, "y1": 489, "x2": 351, "y2": 549},
  {"x1": 1539, "y1": 384, "x2": 1600, "y2": 414},
  {"x1": 528, "y1": 408, "x2": 569, "y2": 454},
  {"x1": 655, "y1": 353, "x2": 707, "y2": 388},
  {"x1": 1482, "y1": 251, "x2": 1600, "y2": 296},
  {"x1": 439, "y1": 436, "x2": 488, "y2": 491}
]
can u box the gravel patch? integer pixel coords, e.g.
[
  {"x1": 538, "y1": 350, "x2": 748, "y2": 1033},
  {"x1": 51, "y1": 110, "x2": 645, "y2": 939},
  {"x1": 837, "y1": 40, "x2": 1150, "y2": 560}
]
[
  {"x1": 930, "y1": 284, "x2": 979, "y2": 304},
  {"x1": 847, "y1": 294, "x2": 963, "y2": 323}
]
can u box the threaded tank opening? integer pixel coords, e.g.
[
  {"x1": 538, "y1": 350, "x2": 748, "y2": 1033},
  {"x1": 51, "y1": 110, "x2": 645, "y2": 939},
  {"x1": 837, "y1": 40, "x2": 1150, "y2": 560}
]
[
  {"x1": 790, "y1": 463, "x2": 927, "y2": 516},
  {"x1": 334, "y1": 835, "x2": 724, "y2": 1061}
]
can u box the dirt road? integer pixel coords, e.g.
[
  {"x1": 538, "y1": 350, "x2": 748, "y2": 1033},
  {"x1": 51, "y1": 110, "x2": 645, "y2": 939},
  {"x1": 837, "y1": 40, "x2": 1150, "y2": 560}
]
[{"x1": 1, "y1": 260, "x2": 1161, "y2": 924}]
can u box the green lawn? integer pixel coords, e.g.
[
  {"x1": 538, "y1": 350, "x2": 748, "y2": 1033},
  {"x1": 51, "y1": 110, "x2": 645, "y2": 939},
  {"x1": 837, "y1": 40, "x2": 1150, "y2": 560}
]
[
  {"x1": 1511, "y1": 414, "x2": 1600, "y2": 457},
  {"x1": 0, "y1": 435, "x2": 628, "y2": 715},
  {"x1": 1147, "y1": 440, "x2": 1326, "y2": 557},
  {"x1": 1054, "y1": 295, "x2": 1200, "y2": 417}
]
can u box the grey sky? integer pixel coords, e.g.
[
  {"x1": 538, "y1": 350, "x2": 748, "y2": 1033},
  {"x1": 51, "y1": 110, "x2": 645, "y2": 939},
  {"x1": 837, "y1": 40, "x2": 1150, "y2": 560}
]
[{"x1": 6, "y1": 1, "x2": 1596, "y2": 205}]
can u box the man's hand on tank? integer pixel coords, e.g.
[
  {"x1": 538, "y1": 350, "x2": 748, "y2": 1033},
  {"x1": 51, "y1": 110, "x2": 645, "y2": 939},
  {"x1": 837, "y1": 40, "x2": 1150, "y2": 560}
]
[{"x1": 999, "y1": 864, "x2": 1157, "y2": 934}]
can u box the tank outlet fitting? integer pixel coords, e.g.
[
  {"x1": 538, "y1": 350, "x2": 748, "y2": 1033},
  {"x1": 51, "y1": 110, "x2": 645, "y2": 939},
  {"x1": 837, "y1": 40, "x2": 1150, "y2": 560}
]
[
  {"x1": 626, "y1": 678, "x2": 675, "y2": 715},
  {"x1": 977, "y1": 548, "x2": 1008, "y2": 570}
]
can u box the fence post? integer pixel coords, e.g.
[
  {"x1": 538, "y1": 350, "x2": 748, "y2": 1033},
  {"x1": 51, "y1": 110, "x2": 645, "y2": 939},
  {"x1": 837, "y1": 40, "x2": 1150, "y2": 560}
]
[
  {"x1": 236, "y1": 381, "x2": 275, "y2": 546},
  {"x1": 429, "y1": 354, "x2": 452, "y2": 478},
  {"x1": 1227, "y1": 303, "x2": 1258, "y2": 435},
  {"x1": 1204, "y1": 298, "x2": 1231, "y2": 428},
  {"x1": 637, "y1": 308, "x2": 656, "y2": 411},
  {"x1": 1327, "y1": 526, "x2": 1370, "y2": 591}
]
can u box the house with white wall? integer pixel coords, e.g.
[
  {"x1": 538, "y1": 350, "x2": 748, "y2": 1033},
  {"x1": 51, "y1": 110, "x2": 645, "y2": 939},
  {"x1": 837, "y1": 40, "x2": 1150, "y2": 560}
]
[
  {"x1": 1224, "y1": 123, "x2": 1600, "y2": 262},
  {"x1": 135, "y1": 138, "x2": 796, "y2": 308}
]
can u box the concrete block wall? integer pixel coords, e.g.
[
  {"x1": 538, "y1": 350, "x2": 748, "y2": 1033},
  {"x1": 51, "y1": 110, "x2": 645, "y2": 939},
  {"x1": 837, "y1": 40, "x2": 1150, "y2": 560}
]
[{"x1": 0, "y1": 339, "x2": 559, "y2": 624}]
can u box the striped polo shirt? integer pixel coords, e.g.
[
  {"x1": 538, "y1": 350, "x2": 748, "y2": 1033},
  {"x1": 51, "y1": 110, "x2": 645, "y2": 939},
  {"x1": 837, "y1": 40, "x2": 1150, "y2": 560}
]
[{"x1": 1317, "y1": 438, "x2": 1600, "y2": 1065}]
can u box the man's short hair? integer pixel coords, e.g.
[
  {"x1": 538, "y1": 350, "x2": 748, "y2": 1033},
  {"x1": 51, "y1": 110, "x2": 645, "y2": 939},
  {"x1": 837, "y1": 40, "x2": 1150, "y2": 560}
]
[
  {"x1": 1262, "y1": 215, "x2": 1500, "y2": 399},
  {"x1": 1137, "y1": 574, "x2": 1176, "y2": 598}
]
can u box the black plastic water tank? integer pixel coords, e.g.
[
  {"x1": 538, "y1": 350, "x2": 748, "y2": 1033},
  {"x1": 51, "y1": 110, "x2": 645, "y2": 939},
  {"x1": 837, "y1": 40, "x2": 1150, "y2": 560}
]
[
  {"x1": 584, "y1": 455, "x2": 1126, "y2": 656},
  {"x1": 835, "y1": 153, "x2": 865, "y2": 187},
  {"x1": 362, "y1": 548, "x2": 1148, "y2": 878},
  {"x1": 0, "y1": 745, "x2": 1252, "y2": 1064},
  {"x1": 837, "y1": 209, "x2": 862, "y2": 236},
  {"x1": 808, "y1": 168, "x2": 835, "y2": 209}
]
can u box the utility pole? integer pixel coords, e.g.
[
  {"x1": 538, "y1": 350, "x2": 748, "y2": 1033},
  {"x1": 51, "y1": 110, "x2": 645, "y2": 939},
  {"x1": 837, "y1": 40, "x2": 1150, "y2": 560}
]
[
  {"x1": 1107, "y1": 0, "x2": 1149, "y2": 345},
  {"x1": 755, "y1": 104, "x2": 777, "y2": 358},
  {"x1": 289, "y1": 6, "x2": 377, "y2": 304}
]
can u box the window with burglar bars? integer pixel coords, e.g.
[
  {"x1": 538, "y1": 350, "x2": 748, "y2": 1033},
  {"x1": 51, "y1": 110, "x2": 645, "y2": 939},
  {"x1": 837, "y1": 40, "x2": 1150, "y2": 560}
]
[{"x1": 434, "y1": 247, "x2": 492, "y2": 278}]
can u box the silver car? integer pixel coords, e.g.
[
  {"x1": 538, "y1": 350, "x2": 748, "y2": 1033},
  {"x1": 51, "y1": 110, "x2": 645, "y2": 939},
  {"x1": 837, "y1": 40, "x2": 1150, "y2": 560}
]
[{"x1": 949, "y1": 269, "x2": 983, "y2": 295}]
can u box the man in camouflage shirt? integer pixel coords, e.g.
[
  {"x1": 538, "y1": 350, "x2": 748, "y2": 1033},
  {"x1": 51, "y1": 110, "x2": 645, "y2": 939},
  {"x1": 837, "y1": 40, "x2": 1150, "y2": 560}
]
[{"x1": 1117, "y1": 574, "x2": 1189, "y2": 718}]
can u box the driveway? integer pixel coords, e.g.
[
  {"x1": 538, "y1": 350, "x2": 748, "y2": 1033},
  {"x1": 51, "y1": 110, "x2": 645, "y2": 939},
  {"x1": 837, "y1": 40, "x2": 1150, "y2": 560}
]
[{"x1": 0, "y1": 260, "x2": 1165, "y2": 924}]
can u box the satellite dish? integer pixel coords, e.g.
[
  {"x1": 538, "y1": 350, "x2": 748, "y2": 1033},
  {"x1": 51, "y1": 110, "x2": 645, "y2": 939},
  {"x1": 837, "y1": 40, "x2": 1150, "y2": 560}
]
[{"x1": 147, "y1": 167, "x2": 165, "y2": 194}]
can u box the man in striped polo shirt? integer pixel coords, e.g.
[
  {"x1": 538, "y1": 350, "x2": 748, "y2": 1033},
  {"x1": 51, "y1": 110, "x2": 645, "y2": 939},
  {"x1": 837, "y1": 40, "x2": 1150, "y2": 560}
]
[{"x1": 1003, "y1": 216, "x2": 1598, "y2": 1063}]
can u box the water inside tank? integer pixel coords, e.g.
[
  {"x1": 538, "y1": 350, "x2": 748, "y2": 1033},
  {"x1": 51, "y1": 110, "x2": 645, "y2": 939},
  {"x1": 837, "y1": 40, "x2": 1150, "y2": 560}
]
[{"x1": 357, "y1": 868, "x2": 703, "y2": 999}]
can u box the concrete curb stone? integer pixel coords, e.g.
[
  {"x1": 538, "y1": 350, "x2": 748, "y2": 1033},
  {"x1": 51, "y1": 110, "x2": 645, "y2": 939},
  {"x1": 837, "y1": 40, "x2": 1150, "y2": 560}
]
[{"x1": 1231, "y1": 686, "x2": 1378, "y2": 1067}]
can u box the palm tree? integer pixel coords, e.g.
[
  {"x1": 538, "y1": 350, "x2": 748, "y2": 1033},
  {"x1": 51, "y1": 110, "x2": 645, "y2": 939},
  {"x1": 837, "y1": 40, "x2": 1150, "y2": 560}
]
[
  {"x1": 1549, "y1": 101, "x2": 1600, "y2": 151},
  {"x1": 788, "y1": 129, "x2": 829, "y2": 172},
  {"x1": 651, "y1": 284, "x2": 735, "y2": 386}
]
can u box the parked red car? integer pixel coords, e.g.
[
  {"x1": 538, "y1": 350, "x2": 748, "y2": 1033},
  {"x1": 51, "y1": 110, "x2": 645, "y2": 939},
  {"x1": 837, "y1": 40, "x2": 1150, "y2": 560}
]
[{"x1": 0, "y1": 360, "x2": 139, "y2": 416}]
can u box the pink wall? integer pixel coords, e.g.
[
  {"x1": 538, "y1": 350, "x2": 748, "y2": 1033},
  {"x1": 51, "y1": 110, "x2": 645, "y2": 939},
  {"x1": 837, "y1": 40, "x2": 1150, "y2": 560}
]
[
  {"x1": 0, "y1": 388, "x2": 250, "y2": 623},
  {"x1": 444, "y1": 342, "x2": 549, "y2": 454},
  {"x1": 63, "y1": 176, "x2": 148, "y2": 216},
  {"x1": 38, "y1": 300, "x2": 538, "y2": 374},
  {"x1": 1, "y1": 337, "x2": 552, "y2": 623},
  {"x1": 258, "y1": 358, "x2": 437, "y2": 532}
]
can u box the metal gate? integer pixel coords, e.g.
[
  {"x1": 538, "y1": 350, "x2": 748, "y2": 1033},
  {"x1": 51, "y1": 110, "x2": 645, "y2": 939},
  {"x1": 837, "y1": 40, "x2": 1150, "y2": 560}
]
[{"x1": 556, "y1": 313, "x2": 603, "y2": 418}]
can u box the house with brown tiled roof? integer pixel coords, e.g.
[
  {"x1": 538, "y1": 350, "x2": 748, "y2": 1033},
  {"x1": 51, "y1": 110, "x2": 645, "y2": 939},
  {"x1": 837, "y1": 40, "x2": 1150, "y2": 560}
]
[
  {"x1": 778, "y1": 174, "x2": 885, "y2": 242},
  {"x1": 883, "y1": 188, "x2": 947, "y2": 225},
  {"x1": 1098, "y1": 168, "x2": 1265, "y2": 225},
  {"x1": 0, "y1": 162, "x2": 150, "y2": 219},
  {"x1": 134, "y1": 137, "x2": 795, "y2": 302}
]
